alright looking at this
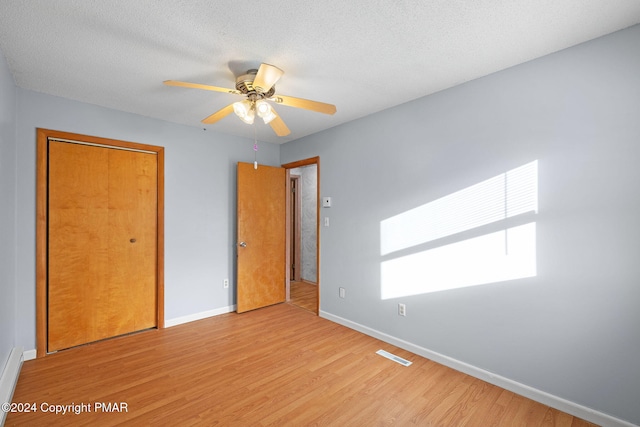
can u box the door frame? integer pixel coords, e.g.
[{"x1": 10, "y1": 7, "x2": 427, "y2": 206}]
[
  {"x1": 36, "y1": 128, "x2": 165, "y2": 357},
  {"x1": 289, "y1": 174, "x2": 301, "y2": 282},
  {"x1": 282, "y1": 156, "x2": 320, "y2": 314}
]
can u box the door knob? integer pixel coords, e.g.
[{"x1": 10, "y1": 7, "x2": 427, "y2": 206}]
[
  {"x1": 130, "y1": 238, "x2": 137, "y2": 243},
  {"x1": 239, "y1": 242, "x2": 247, "y2": 247}
]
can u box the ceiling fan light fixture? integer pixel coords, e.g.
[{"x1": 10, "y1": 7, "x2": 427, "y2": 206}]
[
  {"x1": 255, "y1": 100, "x2": 276, "y2": 123},
  {"x1": 233, "y1": 99, "x2": 255, "y2": 124},
  {"x1": 233, "y1": 99, "x2": 251, "y2": 116},
  {"x1": 261, "y1": 109, "x2": 277, "y2": 124},
  {"x1": 240, "y1": 109, "x2": 255, "y2": 125},
  {"x1": 255, "y1": 99, "x2": 271, "y2": 116}
]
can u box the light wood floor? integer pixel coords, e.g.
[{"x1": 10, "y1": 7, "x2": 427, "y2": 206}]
[
  {"x1": 289, "y1": 280, "x2": 318, "y2": 313},
  {"x1": 6, "y1": 304, "x2": 596, "y2": 426}
]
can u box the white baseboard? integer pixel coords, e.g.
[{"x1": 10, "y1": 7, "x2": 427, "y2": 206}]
[
  {"x1": 22, "y1": 349, "x2": 36, "y2": 361},
  {"x1": 165, "y1": 305, "x2": 236, "y2": 328},
  {"x1": 0, "y1": 347, "x2": 24, "y2": 426},
  {"x1": 320, "y1": 310, "x2": 636, "y2": 427}
]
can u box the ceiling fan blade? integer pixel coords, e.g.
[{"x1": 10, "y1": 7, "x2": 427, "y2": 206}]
[
  {"x1": 202, "y1": 104, "x2": 235, "y2": 124},
  {"x1": 164, "y1": 80, "x2": 241, "y2": 95},
  {"x1": 270, "y1": 94, "x2": 336, "y2": 115},
  {"x1": 269, "y1": 109, "x2": 291, "y2": 136},
  {"x1": 252, "y1": 63, "x2": 284, "y2": 94}
]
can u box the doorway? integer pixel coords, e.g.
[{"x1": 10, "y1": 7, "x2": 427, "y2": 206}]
[
  {"x1": 283, "y1": 157, "x2": 320, "y2": 314},
  {"x1": 36, "y1": 129, "x2": 165, "y2": 357}
]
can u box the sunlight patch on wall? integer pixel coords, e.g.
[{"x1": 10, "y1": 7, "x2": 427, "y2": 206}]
[
  {"x1": 381, "y1": 223, "x2": 536, "y2": 299},
  {"x1": 381, "y1": 161, "x2": 537, "y2": 256},
  {"x1": 380, "y1": 161, "x2": 538, "y2": 299}
]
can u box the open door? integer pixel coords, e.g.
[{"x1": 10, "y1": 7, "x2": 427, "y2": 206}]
[{"x1": 237, "y1": 162, "x2": 286, "y2": 313}]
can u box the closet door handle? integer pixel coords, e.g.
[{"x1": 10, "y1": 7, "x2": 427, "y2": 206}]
[{"x1": 239, "y1": 241, "x2": 247, "y2": 248}]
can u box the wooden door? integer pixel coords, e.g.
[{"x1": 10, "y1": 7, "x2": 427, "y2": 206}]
[
  {"x1": 47, "y1": 141, "x2": 157, "y2": 351},
  {"x1": 237, "y1": 162, "x2": 286, "y2": 313}
]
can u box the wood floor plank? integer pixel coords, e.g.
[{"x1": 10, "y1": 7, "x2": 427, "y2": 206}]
[
  {"x1": 6, "y1": 303, "x2": 599, "y2": 426},
  {"x1": 541, "y1": 408, "x2": 575, "y2": 427},
  {"x1": 457, "y1": 380, "x2": 506, "y2": 426},
  {"x1": 289, "y1": 280, "x2": 317, "y2": 313}
]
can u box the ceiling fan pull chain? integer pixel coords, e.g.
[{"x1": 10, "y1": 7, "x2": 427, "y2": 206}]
[{"x1": 253, "y1": 125, "x2": 259, "y2": 169}]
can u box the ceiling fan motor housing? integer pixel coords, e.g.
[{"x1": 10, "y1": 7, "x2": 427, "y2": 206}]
[{"x1": 235, "y1": 69, "x2": 275, "y2": 97}]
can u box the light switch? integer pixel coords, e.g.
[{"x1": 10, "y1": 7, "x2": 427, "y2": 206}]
[{"x1": 324, "y1": 217, "x2": 330, "y2": 227}]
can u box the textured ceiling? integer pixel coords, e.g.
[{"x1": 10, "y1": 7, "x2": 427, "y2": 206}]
[{"x1": 1, "y1": 1, "x2": 640, "y2": 144}]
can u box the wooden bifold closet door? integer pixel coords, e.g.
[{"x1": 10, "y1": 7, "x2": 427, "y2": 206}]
[{"x1": 47, "y1": 140, "x2": 158, "y2": 352}]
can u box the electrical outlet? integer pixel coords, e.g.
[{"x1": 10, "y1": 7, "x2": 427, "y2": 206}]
[
  {"x1": 398, "y1": 303, "x2": 406, "y2": 316},
  {"x1": 339, "y1": 287, "x2": 346, "y2": 298},
  {"x1": 223, "y1": 279, "x2": 229, "y2": 289}
]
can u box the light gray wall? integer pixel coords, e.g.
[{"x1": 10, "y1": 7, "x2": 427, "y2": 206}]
[
  {"x1": 299, "y1": 164, "x2": 318, "y2": 282},
  {"x1": 14, "y1": 89, "x2": 280, "y2": 351},
  {"x1": 281, "y1": 25, "x2": 640, "y2": 425},
  {"x1": 0, "y1": 48, "x2": 17, "y2": 372}
]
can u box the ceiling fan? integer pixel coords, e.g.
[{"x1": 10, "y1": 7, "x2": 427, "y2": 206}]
[{"x1": 164, "y1": 63, "x2": 336, "y2": 137}]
